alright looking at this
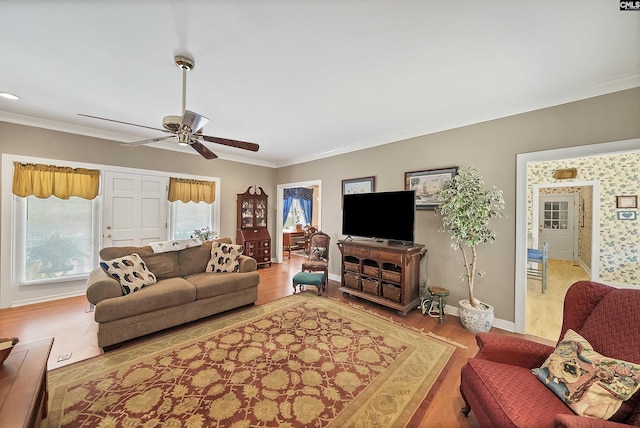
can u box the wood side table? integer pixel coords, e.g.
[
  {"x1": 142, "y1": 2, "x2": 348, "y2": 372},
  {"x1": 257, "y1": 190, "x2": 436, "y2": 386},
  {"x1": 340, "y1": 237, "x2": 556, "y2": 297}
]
[{"x1": 0, "y1": 338, "x2": 54, "y2": 428}]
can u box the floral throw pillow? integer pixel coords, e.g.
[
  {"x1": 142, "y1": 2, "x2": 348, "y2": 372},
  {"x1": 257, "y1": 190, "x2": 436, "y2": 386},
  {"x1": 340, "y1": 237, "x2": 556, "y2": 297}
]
[
  {"x1": 100, "y1": 253, "x2": 157, "y2": 295},
  {"x1": 532, "y1": 329, "x2": 640, "y2": 421},
  {"x1": 206, "y1": 242, "x2": 245, "y2": 273},
  {"x1": 309, "y1": 246, "x2": 327, "y2": 262}
]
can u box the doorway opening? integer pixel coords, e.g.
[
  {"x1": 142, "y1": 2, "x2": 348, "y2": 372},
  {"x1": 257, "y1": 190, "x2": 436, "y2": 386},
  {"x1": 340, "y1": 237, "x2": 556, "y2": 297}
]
[{"x1": 275, "y1": 180, "x2": 322, "y2": 264}]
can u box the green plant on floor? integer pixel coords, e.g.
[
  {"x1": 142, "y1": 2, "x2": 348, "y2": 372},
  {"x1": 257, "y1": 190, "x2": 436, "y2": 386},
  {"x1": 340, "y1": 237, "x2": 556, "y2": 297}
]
[{"x1": 436, "y1": 166, "x2": 505, "y2": 307}]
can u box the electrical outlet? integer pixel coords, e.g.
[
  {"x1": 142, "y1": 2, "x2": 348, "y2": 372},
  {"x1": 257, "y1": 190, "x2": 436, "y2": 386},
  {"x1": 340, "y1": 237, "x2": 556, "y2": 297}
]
[{"x1": 57, "y1": 352, "x2": 72, "y2": 362}]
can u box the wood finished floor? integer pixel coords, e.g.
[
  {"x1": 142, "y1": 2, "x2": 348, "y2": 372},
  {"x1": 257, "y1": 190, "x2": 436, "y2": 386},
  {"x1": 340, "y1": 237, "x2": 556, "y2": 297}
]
[
  {"x1": 1, "y1": 254, "x2": 560, "y2": 427},
  {"x1": 526, "y1": 259, "x2": 590, "y2": 341}
]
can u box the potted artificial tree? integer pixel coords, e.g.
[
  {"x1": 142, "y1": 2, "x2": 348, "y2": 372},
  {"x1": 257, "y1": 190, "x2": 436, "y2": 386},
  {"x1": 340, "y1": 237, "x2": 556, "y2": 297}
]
[{"x1": 435, "y1": 166, "x2": 505, "y2": 333}]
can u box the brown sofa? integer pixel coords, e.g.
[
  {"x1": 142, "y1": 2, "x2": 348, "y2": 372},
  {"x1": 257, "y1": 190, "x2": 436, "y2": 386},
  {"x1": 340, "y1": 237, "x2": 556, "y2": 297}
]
[
  {"x1": 86, "y1": 238, "x2": 260, "y2": 349},
  {"x1": 460, "y1": 281, "x2": 640, "y2": 427}
]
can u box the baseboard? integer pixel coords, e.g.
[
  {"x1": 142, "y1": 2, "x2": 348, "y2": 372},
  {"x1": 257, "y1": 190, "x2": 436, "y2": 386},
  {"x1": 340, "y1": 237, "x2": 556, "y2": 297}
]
[{"x1": 11, "y1": 290, "x2": 86, "y2": 308}]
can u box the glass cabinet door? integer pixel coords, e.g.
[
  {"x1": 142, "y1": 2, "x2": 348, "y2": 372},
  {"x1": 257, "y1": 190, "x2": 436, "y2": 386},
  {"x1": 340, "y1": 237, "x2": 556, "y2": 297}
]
[
  {"x1": 241, "y1": 199, "x2": 255, "y2": 228},
  {"x1": 255, "y1": 200, "x2": 266, "y2": 227}
]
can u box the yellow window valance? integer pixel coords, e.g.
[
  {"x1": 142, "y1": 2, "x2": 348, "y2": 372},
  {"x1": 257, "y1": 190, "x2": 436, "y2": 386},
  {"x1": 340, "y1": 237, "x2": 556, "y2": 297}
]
[
  {"x1": 168, "y1": 177, "x2": 216, "y2": 203},
  {"x1": 12, "y1": 162, "x2": 100, "y2": 200}
]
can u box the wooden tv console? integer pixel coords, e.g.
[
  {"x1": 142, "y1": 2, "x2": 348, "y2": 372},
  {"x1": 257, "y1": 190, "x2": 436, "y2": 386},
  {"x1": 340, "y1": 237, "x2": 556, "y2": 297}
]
[{"x1": 337, "y1": 239, "x2": 425, "y2": 316}]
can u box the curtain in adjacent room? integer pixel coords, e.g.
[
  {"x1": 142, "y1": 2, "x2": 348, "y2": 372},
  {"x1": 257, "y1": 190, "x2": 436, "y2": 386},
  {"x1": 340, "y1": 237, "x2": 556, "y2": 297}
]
[
  {"x1": 12, "y1": 162, "x2": 100, "y2": 200},
  {"x1": 167, "y1": 177, "x2": 216, "y2": 203},
  {"x1": 283, "y1": 187, "x2": 314, "y2": 226}
]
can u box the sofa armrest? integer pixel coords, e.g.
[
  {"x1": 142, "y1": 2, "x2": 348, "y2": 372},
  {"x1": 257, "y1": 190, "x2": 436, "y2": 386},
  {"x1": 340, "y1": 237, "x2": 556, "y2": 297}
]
[
  {"x1": 553, "y1": 413, "x2": 631, "y2": 428},
  {"x1": 238, "y1": 255, "x2": 257, "y2": 273},
  {"x1": 475, "y1": 332, "x2": 555, "y2": 369},
  {"x1": 86, "y1": 267, "x2": 123, "y2": 304}
]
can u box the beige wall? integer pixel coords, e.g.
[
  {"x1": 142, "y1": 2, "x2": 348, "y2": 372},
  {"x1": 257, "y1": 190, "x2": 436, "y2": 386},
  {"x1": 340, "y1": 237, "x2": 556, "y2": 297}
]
[
  {"x1": 0, "y1": 123, "x2": 277, "y2": 241},
  {"x1": 275, "y1": 87, "x2": 640, "y2": 322},
  {"x1": 1, "y1": 87, "x2": 639, "y2": 318}
]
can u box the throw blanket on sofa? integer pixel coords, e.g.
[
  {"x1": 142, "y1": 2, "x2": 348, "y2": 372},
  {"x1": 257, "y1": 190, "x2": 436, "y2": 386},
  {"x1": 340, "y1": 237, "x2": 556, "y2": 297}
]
[{"x1": 149, "y1": 238, "x2": 202, "y2": 253}]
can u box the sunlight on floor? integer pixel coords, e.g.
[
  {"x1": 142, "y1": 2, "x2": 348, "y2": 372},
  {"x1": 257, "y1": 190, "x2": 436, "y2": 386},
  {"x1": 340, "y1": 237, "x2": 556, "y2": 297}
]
[{"x1": 526, "y1": 259, "x2": 590, "y2": 341}]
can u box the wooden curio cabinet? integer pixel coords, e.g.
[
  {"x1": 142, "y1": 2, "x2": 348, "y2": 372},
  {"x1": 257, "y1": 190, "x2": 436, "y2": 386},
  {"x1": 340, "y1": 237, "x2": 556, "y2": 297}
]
[{"x1": 236, "y1": 186, "x2": 272, "y2": 267}]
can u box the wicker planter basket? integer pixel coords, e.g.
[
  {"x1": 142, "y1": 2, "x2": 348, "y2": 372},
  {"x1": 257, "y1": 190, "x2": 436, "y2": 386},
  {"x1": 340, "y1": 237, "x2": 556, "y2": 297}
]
[
  {"x1": 344, "y1": 272, "x2": 360, "y2": 290},
  {"x1": 344, "y1": 261, "x2": 359, "y2": 272},
  {"x1": 381, "y1": 269, "x2": 402, "y2": 283},
  {"x1": 361, "y1": 278, "x2": 379, "y2": 295},
  {"x1": 362, "y1": 265, "x2": 379, "y2": 277},
  {"x1": 382, "y1": 283, "x2": 401, "y2": 302}
]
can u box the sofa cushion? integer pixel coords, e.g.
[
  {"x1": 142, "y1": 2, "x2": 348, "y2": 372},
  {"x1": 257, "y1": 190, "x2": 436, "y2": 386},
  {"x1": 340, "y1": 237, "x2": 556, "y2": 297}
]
[
  {"x1": 100, "y1": 246, "x2": 179, "y2": 279},
  {"x1": 532, "y1": 329, "x2": 640, "y2": 421},
  {"x1": 94, "y1": 277, "x2": 196, "y2": 323},
  {"x1": 206, "y1": 241, "x2": 244, "y2": 273},
  {"x1": 99, "y1": 253, "x2": 157, "y2": 295},
  {"x1": 186, "y1": 271, "x2": 260, "y2": 300}
]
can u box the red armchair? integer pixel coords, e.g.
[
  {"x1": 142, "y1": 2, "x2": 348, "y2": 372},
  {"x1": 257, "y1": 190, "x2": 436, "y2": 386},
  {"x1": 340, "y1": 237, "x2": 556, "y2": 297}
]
[{"x1": 460, "y1": 281, "x2": 640, "y2": 427}]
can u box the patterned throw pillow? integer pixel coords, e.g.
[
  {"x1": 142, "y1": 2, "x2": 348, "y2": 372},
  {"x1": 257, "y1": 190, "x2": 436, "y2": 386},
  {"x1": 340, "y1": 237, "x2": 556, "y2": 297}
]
[
  {"x1": 532, "y1": 329, "x2": 640, "y2": 421},
  {"x1": 309, "y1": 246, "x2": 327, "y2": 262},
  {"x1": 206, "y1": 242, "x2": 245, "y2": 273},
  {"x1": 100, "y1": 253, "x2": 157, "y2": 295}
]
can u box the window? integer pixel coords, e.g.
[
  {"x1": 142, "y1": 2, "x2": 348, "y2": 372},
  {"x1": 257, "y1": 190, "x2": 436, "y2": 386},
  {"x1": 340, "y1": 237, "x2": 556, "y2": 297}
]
[
  {"x1": 18, "y1": 195, "x2": 97, "y2": 283},
  {"x1": 284, "y1": 198, "x2": 303, "y2": 229},
  {"x1": 171, "y1": 201, "x2": 213, "y2": 239}
]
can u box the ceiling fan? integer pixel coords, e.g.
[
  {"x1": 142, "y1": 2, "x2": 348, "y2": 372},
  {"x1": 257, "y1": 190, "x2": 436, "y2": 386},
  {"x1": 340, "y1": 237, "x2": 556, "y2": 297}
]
[{"x1": 79, "y1": 55, "x2": 259, "y2": 159}]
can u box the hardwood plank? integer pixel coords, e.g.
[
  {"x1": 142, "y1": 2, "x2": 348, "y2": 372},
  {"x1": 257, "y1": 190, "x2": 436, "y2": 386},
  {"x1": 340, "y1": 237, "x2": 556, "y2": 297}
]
[{"x1": 0, "y1": 253, "x2": 499, "y2": 427}]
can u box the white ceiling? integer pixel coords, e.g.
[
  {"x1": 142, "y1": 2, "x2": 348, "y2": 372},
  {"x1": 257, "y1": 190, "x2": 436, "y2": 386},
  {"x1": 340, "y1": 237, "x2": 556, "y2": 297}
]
[{"x1": 1, "y1": 1, "x2": 639, "y2": 168}]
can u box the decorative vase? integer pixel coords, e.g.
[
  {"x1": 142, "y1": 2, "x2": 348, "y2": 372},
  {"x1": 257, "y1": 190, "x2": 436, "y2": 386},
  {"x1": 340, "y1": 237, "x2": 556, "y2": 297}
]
[{"x1": 458, "y1": 299, "x2": 494, "y2": 333}]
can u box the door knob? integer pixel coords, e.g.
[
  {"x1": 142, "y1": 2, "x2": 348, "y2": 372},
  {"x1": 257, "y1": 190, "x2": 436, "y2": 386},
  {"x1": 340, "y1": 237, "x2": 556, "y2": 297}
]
[
  {"x1": 106, "y1": 234, "x2": 112, "y2": 238},
  {"x1": 106, "y1": 225, "x2": 112, "y2": 230}
]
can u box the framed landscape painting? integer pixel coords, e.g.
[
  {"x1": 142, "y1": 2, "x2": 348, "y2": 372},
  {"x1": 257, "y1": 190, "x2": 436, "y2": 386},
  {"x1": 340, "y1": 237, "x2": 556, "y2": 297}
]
[{"x1": 404, "y1": 167, "x2": 458, "y2": 210}]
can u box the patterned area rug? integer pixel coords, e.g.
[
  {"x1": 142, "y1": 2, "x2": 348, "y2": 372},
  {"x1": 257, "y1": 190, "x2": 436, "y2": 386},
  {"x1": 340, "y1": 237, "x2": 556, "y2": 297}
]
[{"x1": 45, "y1": 294, "x2": 455, "y2": 427}]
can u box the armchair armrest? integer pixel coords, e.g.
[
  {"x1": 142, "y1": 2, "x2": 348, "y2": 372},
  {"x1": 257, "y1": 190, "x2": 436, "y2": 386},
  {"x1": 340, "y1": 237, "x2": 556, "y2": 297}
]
[
  {"x1": 475, "y1": 332, "x2": 555, "y2": 369},
  {"x1": 238, "y1": 255, "x2": 257, "y2": 273},
  {"x1": 553, "y1": 414, "x2": 631, "y2": 428},
  {"x1": 86, "y1": 267, "x2": 123, "y2": 304}
]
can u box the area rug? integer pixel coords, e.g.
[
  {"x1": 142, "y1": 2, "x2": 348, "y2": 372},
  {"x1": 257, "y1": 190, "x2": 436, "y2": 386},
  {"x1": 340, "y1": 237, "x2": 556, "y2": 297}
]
[{"x1": 45, "y1": 293, "x2": 455, "y2": 427}]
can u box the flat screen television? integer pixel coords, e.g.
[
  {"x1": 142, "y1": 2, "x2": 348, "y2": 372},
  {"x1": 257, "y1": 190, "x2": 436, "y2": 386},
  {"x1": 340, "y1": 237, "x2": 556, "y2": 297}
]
[{"x1": 342, "y1": 190, "x2": 415, "y2": 244}]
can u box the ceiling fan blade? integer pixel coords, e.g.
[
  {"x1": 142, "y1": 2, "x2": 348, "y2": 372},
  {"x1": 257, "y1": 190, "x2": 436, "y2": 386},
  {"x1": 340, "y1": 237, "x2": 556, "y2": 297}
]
[
  {"x1": 79, "y1": 113, "x2": 172, "y2": 134},
  {"x1": 181, "y1": 110, "x2": 209, "y2": 133},
  {"x1": 190, "y1": 141, "x2": 218, "y2": 159},
  {"x1": 201, "y1": 135, "x2": 260, "y2": 152},
  {"x1": 122, "y1": 135, "x2": 175, "y2": 146}
]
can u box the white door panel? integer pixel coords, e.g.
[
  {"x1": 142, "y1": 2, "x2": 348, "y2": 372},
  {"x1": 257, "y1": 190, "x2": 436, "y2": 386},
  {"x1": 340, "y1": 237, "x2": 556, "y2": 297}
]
[
  {"x1": 539, "y1": 194, "x2": 577, "y2": 260},
  {"x1": 104, "y1": 172, "x2": 167, "y2": 247}
]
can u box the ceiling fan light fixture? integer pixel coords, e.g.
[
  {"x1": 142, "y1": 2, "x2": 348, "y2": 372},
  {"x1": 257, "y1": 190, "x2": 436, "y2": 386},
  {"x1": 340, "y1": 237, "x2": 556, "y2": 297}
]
[
  {"x1": 177, "y1": 132, "x2": 191, "y2": 146},
  {"x1": 181, "y1": 110, "x2": 209, "y2": 134}
]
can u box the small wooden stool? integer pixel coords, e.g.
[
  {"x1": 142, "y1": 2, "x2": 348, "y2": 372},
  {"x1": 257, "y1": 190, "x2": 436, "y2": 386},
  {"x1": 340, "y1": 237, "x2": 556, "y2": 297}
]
[
  {"x1": 427, "y1": 286, "x2": 450, "y2": 324},
  {"x1": 292, "y1": 272, "x2": 326, "y2": 295}
]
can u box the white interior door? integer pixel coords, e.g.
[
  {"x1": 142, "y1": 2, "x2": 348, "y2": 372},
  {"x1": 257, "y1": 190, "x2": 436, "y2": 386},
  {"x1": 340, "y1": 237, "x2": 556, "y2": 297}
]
[
  {"x1": 539, "y1": 194, "x2": 577, "y2": 260},
  {"x1": 103, "y1": 171, "x2": 168, "y2": 247}
]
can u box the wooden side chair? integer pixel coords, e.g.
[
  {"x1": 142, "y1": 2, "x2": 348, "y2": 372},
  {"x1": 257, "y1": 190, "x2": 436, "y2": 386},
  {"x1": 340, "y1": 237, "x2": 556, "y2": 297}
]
[{"x1": 301, "y1": 231, "x2": 330, "y2": 291}]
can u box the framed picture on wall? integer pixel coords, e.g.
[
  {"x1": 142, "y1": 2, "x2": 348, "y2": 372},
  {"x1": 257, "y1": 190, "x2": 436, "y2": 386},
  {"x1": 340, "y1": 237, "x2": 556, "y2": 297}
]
[
  {"x1": 342, "y1": 176, "x2": 375, "y2": 196},
  {"x1": 404, "y1": 167, "x2": 458, "y2": 210},
  {"x1": 616, "y1": 195, "x2": 637, "y2": 209}
]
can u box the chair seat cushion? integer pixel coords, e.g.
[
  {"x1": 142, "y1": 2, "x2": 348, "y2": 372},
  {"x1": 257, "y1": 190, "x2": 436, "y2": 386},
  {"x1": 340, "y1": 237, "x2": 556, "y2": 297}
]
[
  {"x1": 293, "y1": 272, "x2": 325, "y2": 286},
  {"x1": 462, "y1": 358, "x2": 574, "y2": 427},
  {"x1": 527, "y1": 248, "x2": 543, "y2": 260}
]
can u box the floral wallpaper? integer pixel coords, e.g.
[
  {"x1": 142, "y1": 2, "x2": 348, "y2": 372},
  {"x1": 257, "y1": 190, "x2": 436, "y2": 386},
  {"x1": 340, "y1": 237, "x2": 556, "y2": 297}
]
[{"x1": 528, "y1": 152, "x2": 639, "y2": 285}]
